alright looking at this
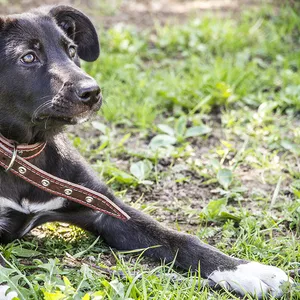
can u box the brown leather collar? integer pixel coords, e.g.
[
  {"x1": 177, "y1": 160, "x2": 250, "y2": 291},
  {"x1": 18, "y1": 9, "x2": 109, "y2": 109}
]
[
  {"x1": 0, "y1": 135, "x2": 130, "y2": 221},
  {"x1": 0, "y1": 135, "x2": 47, "y2": 160}
]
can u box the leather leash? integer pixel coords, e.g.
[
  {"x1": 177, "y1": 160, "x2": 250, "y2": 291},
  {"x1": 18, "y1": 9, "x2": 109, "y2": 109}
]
[{"x1": 0, "y1": 135, "x2": 130, "y2": 221}]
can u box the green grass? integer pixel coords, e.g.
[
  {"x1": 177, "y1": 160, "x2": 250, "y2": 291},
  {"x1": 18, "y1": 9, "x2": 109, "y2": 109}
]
[{"x1": 1, "y1": 3, "x2": 300, "y2": 299}]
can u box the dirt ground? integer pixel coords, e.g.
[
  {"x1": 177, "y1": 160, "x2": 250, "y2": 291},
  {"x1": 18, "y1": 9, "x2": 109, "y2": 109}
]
[{"x1": 0, "y1": 0, "x2": 277, "y2": 27}]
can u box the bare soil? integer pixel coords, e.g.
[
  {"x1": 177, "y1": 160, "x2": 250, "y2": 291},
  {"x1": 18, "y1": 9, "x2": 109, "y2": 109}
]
[{"x1": 1, "y1": 0, "x2": 275, "y2": 28}]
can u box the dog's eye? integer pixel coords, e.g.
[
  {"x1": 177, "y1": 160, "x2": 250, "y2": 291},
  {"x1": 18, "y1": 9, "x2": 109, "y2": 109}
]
[
  {"x1": 69, "y1": 46, "x2": 77, "y2": 58},
  {"x1": 21, "y1": 53, "x2": 37, "y2": 64}
]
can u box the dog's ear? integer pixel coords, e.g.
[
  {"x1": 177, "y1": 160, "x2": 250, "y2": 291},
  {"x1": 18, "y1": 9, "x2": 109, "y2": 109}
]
[{"x1": 49, "y1": 5, "x2": 100, "y2": 62}]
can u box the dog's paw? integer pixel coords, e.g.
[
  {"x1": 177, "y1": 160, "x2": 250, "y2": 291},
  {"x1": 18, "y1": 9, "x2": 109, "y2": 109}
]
[
  {"x1": 208, "y1": 261, "x2": 293, "y2": 299},
  {"x1": 0, "y1": 285, "x2": 18, "y2": 300}
]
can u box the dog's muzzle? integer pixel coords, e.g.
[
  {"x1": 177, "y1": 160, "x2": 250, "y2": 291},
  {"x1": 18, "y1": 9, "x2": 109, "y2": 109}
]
[{"x1": 33, "y1": 80, "x2": 102, "y2": 125}]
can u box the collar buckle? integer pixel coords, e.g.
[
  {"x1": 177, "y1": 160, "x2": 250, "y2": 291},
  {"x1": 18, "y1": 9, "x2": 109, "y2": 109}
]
[{"x1": 5, "y1": 143, "x2": 18, "y2": 172}]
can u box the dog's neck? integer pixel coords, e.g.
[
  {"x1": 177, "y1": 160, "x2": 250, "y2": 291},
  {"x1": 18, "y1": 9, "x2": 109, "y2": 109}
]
[
  {"x1": 0, "y1": 124, "x2": 60, "y2": 144},
  {"x1": 0, "y1": 132, "x2": 44, "y2": 147}
]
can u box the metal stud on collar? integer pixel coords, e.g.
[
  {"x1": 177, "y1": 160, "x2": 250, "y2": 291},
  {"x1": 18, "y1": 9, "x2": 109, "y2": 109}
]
[
  {"x1": 41, "y1": 179, "x2": 50, "y2": 187},
  {"x1": 18, "y1": 166, "x2": 27, "y2": 174},
  {"x1": 64, "y1": 188, "x2": 73, "y2": 195},
  {"x1": 85, "y1": 196, "x2": 93, "y2": 203}
]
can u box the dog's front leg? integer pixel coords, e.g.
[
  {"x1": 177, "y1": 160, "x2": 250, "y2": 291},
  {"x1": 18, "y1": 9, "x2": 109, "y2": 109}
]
[
  {"x1": 57, "y1": 147, "x2": 292, "y2": 299},
  {"x1": 61, "y1": 186, "x2": 291, "y2": 297},
  {"x1": 87, "y1": 197, "x2": 291, "y2": 298},
  {"x1": 91, "y1": 196, "x2": 242, "y2": 275}
]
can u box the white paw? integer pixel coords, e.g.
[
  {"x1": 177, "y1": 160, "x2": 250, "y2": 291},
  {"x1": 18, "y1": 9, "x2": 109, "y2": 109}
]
[
  {"x1": 208, "y1": 262, "x2": 293, "y2": 298},
  {"x1": 0, "y1": 285, "x2": 18, "y2": 300}
]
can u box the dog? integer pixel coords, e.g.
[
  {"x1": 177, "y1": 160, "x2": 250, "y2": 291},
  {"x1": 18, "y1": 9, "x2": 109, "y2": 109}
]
[{"x1": 0, "y1": 5, "x2": 293, "y2": 299}]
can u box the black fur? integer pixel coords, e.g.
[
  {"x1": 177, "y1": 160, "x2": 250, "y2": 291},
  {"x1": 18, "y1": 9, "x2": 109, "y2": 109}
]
[{"x1": 0, "y1": 5, "x2": 246, "y2": 281}]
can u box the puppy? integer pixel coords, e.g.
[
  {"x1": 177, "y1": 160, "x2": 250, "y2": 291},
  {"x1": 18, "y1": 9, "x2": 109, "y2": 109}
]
[{"x1": 0, "y1": 5, "x2": 292, "y2": 299}]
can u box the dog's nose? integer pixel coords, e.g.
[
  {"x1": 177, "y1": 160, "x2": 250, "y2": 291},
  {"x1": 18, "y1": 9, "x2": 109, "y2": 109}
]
[{"x1": 76, "y1": 82, "x2": 101, "y2": 106}]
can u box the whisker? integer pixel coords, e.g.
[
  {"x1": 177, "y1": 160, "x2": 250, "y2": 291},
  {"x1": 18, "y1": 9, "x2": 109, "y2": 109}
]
[
  {"x1": 44, "y1": 116, "x2": 51, "y2": 130},
  {"x1": 31, "y1": 100, "x2": 53, "y2": 124}
]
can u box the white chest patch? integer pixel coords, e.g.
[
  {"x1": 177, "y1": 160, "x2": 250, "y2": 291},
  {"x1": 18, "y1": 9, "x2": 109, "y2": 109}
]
[
  {"x1": 0, "y1": 197, "x2": 65, "y2": 214},
  {"x1": 208, "y1": 261, "x2": 293, "y2": 298}
]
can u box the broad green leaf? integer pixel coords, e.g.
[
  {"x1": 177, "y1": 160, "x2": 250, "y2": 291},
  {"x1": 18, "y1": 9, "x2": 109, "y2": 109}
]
[
  {"x1": 217, "y1": 168, "x2": 233, "y2": 190},
  {"x1": 0, "y1": 267, "x2": 16, "y2": 283},
  {"x1": 130, "y1": 160, "x2": 153, "y2": 181},
  {"x1": 149, "y1": 134, "x2": 176, "y2": 150},
  {"x1": 91, "y1": 121, "x2": 107, "y2": 134},
  {"x1": 38, "y1": 259, "x2": 62, "y2": 275},
  {"x1": 201, "y1": 198, "x2": 227, "y2": 220},
  {"x1": 185, "y1": 125, "x2": 211, "y2": 138},
  {"x1": 157, "y1": 124, "x2": 175, "y2": 136},
  {"x1": 201, "y1": 199, "x2": 241, "y2": 222},
  {"x1": 12, "y1": 246, "x2": 41, "y2": 258},
  {"x1": 110, "y1": 279, "x2": 125, "y2": 298},
  {"x1": 107, "y1": 167, "x2": 135, "y2": 184},
  {"x1": 219, "y1": 211, "x2": 241, "y2": 222},
  {"x1": 281, "y1": 139, "x2": 300, "y2": 154},
  {"x1": 175, "y1": 116, "x2": 187, "y2": 137},
  {"x1": 101, "y1": 161, "x2": 136, "y2": 184}
]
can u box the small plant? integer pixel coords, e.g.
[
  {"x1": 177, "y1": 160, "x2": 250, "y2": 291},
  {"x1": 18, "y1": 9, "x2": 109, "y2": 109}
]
[
  {"x1": 207, "y1": 158, "x2": 234, "y2": 191},
  {"x1": 149, "y1": 115, "x2": 211, "y2": 150},
  {"x1": 130, "y1": 159, "x2": 154, "y2": 185},
  {"x1": 97, "y1": 159, "x2": 154, "y2": 186},
  {"x1": 217, "y1": 168, "x2": 233, "y2": 190},
  {"x1": 200, "y1": 198, "x2": 242, "y2": 223}
]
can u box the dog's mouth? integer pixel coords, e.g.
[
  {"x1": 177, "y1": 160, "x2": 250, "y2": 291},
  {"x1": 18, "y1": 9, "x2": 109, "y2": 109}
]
[
  {"x1": 35, "y1": 110, "x2": 93, "y2": 125},
  {"x1": 32, "y1": 94, "x2": 102, "y2": 127},
  {"x1": 36, "y1": 115, "x2": 76, "y2": 124}
]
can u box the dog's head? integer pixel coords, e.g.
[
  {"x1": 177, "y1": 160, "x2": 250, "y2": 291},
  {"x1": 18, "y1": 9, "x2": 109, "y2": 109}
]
[{"x1": 0, "y1": 5, "x2": 101, "y2": 143}]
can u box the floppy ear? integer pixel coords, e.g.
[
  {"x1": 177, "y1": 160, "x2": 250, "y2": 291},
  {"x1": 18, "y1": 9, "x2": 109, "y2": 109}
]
[{"x1": 49, "y1": 5, "x2": 100, "y2": 62}]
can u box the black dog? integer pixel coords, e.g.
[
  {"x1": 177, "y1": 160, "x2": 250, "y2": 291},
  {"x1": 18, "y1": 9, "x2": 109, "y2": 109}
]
[{"x1": 0, "y1": 5, "x2": 292, "y2": 299}]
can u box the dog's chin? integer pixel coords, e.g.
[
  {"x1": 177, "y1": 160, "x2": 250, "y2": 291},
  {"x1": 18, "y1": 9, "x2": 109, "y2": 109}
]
[
  {"x1": 35, "y1": 110, "x2": 94, "y2": 127},
  {"x1": 71, "y1": 112, "x2": 94, "y2": 124}
]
